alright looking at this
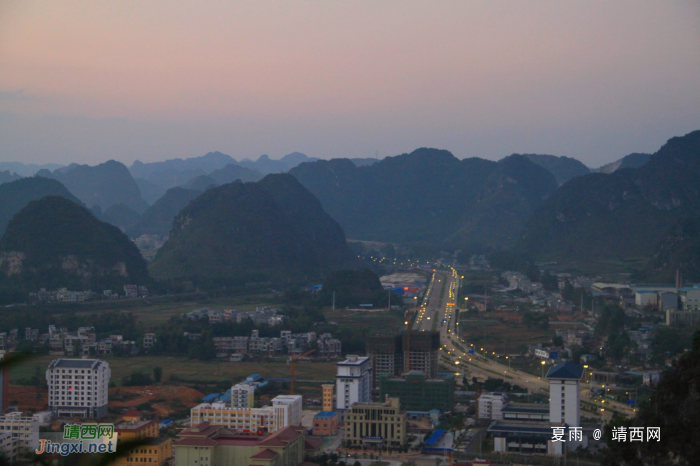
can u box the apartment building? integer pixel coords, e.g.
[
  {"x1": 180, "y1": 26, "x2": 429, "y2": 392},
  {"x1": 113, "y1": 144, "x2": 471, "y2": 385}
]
[{"x1": 46, "y1": 359, "x2": 110, "y2": 418}]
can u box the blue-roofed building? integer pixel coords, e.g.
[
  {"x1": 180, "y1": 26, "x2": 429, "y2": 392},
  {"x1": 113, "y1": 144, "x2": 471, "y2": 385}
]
[
  {"x1": 424, "y1": 429, "x2": 446, "y2": 446},
  {"x1": 488, "y1": 361, "x2": 589, "y2": 456}
]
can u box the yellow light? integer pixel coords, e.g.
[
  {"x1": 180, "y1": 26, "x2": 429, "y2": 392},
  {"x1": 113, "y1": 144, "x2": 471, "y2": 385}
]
[{"x1": 541, "y1": 361, "x2": 545, "y2": 365}]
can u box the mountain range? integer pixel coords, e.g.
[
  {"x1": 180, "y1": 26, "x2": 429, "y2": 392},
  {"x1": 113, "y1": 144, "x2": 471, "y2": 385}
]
[
  {"x1": 149, "y1": 174, "x2": 355, "y2": 285},
  {"x1": 517, "y1": 130, "x2": 700, "y2": 261},
  {"x1": 290, "y1": 149, "x2": 558, "y2": 249},
  {"x1": 37, "y1": 160, "x2": 149, "y2": 213}
]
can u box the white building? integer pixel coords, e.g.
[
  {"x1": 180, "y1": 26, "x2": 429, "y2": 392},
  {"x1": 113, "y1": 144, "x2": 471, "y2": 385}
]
[
  {"x1": 46, "y1": 359, "x2": 110, "y2": 418},
  {"x1": 490, "y1": 361, "x2": 585, "y2": 456},
  {"x1": 335, "y1": 355, "x2": 372, "y2": 411},
  {"x1": 635, "y1": 291, "x2": 657, "y2": 307},
  {"x1": 478, "y1": 392, "x2": 508, "y2": 421},
  {"x1": 190, "y1": 395, "x2": 302, "y2": 433},
  {"x1": 0, "y1": 412, "x2": 39, "y2": 454},
  {"x1": 231, "y1": 383, "x2": 256, "y2": 408},
  {"x1": 547, "y1": 361, "x2": 582, "y2": 428},
  {"x1": 679, "y1": 286, "x2": 700, "y2": 311},
  {"x1": 271, "y1": 395, "x2": 302, "y2": 427}
]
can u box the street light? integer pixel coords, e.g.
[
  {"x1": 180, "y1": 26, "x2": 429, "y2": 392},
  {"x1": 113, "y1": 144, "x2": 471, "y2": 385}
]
[{"x1": 541, "y1": 360, "x2": 546, "y2": 378}]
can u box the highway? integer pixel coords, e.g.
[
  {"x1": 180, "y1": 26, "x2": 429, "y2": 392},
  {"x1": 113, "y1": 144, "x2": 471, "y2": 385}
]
[{"x1": 413, "y1": 268, "x2": 637, "y2": 419}]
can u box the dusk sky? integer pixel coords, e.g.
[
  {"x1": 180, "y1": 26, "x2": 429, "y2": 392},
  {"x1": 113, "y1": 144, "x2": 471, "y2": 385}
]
[{"x1": 1, "y1": 1, "x2": 699, "y2": 167}]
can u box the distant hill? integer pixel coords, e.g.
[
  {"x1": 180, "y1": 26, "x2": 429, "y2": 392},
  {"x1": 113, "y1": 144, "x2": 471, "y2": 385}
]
[
  {"x1": 238, "y1": 153, "x2": 318, "y2": 175},
  {"x1": 0, "y1": 177, "x2": 83, "y2": 235},
  {"x1": 0, "y1": 171, "x2": 21, "y2": 185},
  {"x1": 146, "y1": 168, "x2": 206, "y2": 191},
  {"x1": 0, "y1": 196, "x2": 150, "y2": 293},
  {"x1": 134, "y1": 178, "x2": 166, "y2": 205},
  {"x1": 149, "y1": 174, "x2": 354, "y2": 284},
  {"x1": 644, "y1": 217, "x2": 700, "y2": 283},
  {"x1": 520, "y1": 154, "x2": 590, "y2": 185},
  {"x1": 129, "y1": 151, "x2": 236, "y2": 179},
  {"x1": 0, "y1": 162, "x2": 63, "y2": 177},
  {"x1": 517, "y1": 130, "x2": 700, "y2": 261},
  {"x1": 289, "y1": 149, "x2": 558, "y2": 248},
  {"x1": 208, "y1": 164, "x2": 263, "y2": 184},
  {"x1": 350, "y1": 158, "x2": 381, "y2": 167},
  {"x1": 102, "y1": 203, "x2": 142, "y2": 232},
  {"x1": 39, "y1": 160, "x2": 148, "y2": 213},
  {"x1": 128, "y1": 187, "x2": 202, "y2": 238},
  {"x1": 184, "y1": 175, "x2": 218, "y2": 191},
  {"x1": 595, "y1": 152, "x2": 651, "y2": 174}
]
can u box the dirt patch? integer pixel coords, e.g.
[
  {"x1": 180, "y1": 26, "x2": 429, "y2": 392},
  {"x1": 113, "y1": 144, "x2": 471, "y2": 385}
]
[
  {"x1": 7, "y1": 385, "x2": 48, "y2": 413},
  {"x1": 109, "y1": 385, "x2": 205, "y2": 417}
]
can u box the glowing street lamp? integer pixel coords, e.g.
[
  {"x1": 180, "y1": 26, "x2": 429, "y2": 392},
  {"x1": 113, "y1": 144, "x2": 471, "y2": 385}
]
[{"x1": 541, "y1": 360, "x2": 546, "y2": 378}]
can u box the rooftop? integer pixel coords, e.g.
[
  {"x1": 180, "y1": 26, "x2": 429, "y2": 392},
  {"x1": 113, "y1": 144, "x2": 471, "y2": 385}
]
[
  {"x1": 314, "y1": 411, "x2": 337, "y2": 419},
  {"x1": 49, "y1": 359, "x2": 103, "y2": 369},
  {"x1": 546, "y1": 361, "x2": 584, "y2": 380}
]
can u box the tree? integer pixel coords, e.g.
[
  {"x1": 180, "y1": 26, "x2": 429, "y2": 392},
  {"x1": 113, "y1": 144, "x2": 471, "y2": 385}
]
[
  {"x1": 601, "y1": 330, "x2": 700, "y2": 466},
  {"x1": 540, "y1": 270, "x2": 558, "y2": 291},
  {"x1": 153, "y1": 366, "x2": 163, "y2": 383}
]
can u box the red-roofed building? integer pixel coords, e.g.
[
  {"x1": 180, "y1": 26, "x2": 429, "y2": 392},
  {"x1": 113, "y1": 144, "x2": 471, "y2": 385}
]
[{"x1": 174, "y1": 424, "x2": 315, "y2": 466}]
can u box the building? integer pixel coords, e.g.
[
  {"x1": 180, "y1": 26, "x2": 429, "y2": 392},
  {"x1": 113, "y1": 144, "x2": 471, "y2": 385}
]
[
  {"x1": 312, "y1": 411, "x2": 339, "y2": 436},
  {"x1": 401, "y1": 331, "x2": 439, "y2": 378},
  {"x1": 271, "y1": 395, "x2": 303, "y2": 427},
  {"x1": 174, "y1": 423, "x2": 311, "y2": 466},
  {"x1": 0, "y1": 432, "x2": 16, "y2": 463},
  {"x1": 658, "y1": 291, "x2": 678, "y2": 311},
  {"x1": 365, "y1": 335, "x2": 403, "y2": 389},
  {"x1": 547, "y1": 361, "x2": 583, "y2": 428},
  {"x1": 0, "y1": 354, "x2": 8, "y2": 414},
  {"x1": 191, "y1": 395, "x2": 301, "y2": 433},
  {"x1": 666, "y1": 309, "x2": 700, "y2": 326},
  {"x1": 231, "y1": 383, "x2": 256, "y2": 408},
  {"x1": 478, "y1": 392, "x2": 508, "y2": 421},
  {"x1": 0, "y1": 412, "x2": 39, "y2": 454},
  {"x1": 679, "y1": 286, "x2": 700, "y2": 310},
  {"x1": 344, "y1": 397, "x2": 406, "y2": 448},
  {"x1": 46, "y1": 359, "x2": 110, "y2": 418},
  {"x1": 143, "y1": 333, "x2": 156, "y2": 350},
  {"x1": 635, "y1": 291, "x2": 657, "y2": 307},
  {"x1": 113, "y1": 409, "x2": 172, "y2": 466},
  {"x1": 489, "y1": 361, "x2": 586, "y2": 456},
  {"x1": 335, "y1": 355, "x2": 372, "y2": 411},
  {"x1": 322, "y1": 384, "x2": 334, "y2": 412},
  {"x1": 378, "y1": 371, "x2": 454, "y2": 412}
]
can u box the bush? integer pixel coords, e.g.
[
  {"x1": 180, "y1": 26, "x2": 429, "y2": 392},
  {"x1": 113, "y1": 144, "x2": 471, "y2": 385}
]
[{"x1": 122, "y1": 371, "x2": 154, "y2": 386}]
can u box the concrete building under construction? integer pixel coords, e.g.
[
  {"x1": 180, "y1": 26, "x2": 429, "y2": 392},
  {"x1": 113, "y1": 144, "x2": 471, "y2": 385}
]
[{"x1": 365, "y1": 331, "x2": 439, "y2": 389}]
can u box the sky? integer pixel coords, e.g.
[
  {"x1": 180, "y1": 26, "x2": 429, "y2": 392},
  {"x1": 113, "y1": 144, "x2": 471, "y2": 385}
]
[{"x1": 1, "y1": 1, "x2": 699, "y2": 167}]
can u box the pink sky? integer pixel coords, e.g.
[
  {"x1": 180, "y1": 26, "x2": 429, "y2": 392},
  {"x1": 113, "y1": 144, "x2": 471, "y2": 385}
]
[{"x1": 1, "y1": 1, "x2": 699, "y2": 166}]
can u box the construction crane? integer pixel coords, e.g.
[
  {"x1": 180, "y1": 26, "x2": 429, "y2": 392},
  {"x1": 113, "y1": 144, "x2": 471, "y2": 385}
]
[{"x1": 289, "y1": 349, "x2": 316, "y2": 395}]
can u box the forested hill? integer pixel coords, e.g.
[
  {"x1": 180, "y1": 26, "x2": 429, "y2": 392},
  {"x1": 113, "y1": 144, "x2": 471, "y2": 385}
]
[
  {"x1": 149, "y1": 174, "x2": 355, "y2": 285},
  {"x1": 289, "y1": 148, "x2": 558, "y2": 249},
  {"x1": 0, "y1": 196, "x2": 150, "y2": 294},
  {"x1": 517, "y1": 130, "x2": 700, "y2": 261}
]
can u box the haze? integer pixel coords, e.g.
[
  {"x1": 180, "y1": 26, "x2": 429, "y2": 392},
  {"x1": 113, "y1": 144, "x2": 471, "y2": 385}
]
[{"x1": 1, "y1": 1, "x2": 699, "y2": 166}]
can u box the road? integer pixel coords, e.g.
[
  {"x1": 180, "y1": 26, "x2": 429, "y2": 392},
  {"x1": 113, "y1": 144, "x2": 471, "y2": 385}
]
[{"x1": 413, "y1": 269, "x2": 637, "y2": 418}]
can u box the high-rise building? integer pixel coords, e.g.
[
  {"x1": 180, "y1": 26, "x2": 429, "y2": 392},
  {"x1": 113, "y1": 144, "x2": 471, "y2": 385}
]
[
  {"x1": 546, "y1": 361, "x2": 583, "y2": 428},
  {"x1": 379, "y1": 371, "x2": 454, "y2": 412},
  {"x1": 46, "y1": 359, "x2": 110, "y2": 418},
  {"x1": 335, "y1": 355, "x2": 371, "y2": 411},
  {"x1": 401, "y1": 331, "x2": 439, "y2": 377},
  {"x1": 231, "y1": 383, "x2": 256, "y2": 408},
  {"x1": 365, "y1": 335, "x2": 403, "y2": 390},
  {"x1": 322, "y1": 384, "x2": 334, "y2": 412}
]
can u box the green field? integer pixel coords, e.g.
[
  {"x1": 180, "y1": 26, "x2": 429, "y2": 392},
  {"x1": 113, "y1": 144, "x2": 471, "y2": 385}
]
[{"x1": 458, "y1": 315, "x2": 552, "y2": 355}]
